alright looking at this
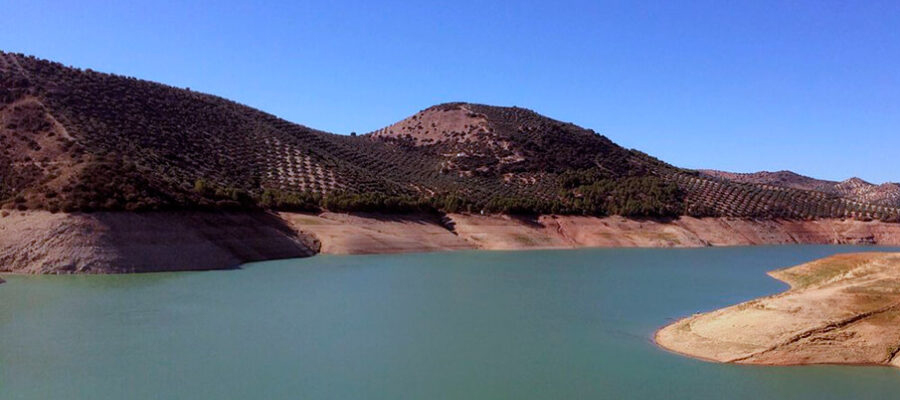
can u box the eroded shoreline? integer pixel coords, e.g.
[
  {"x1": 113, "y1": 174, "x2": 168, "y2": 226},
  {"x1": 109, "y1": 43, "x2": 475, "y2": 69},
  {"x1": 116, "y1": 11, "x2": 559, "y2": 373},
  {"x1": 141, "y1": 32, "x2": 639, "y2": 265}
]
[
  {"x1": 655, "y1": 252, "x2": 900, "y2": 368},
  {"x1": 3, "y1": 210, "x2": 900, "y2": 274}
]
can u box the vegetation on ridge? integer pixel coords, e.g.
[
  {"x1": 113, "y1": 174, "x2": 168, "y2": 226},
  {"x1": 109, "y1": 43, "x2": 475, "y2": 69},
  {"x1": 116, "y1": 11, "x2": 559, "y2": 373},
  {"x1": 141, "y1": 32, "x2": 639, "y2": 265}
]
[{"x1": 1, "y1": 51, "x2": 899, "y2": 221}]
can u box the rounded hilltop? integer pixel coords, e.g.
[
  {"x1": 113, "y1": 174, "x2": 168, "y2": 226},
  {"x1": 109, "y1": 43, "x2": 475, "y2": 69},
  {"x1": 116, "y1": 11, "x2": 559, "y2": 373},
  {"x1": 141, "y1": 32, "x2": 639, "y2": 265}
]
[{"x1": 367, "y1": 101, "x2": 653, "y2": 177}]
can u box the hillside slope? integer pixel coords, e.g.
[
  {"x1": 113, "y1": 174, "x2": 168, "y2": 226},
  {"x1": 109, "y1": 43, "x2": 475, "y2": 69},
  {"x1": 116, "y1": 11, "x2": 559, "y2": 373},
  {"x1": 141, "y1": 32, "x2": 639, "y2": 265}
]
[
  {"x1": 369, "y1": 102, "x2": 662, "y2": 177},
  {"x1": 0, "y1": 52, "x2": 408, "y2": 212},
  {"x1": 367, "y1": 103, "x2": 900, "y2": 220},
  {"x1": 1, "y1": 51, "x2": 898, "y2": 221},
  {"x1": 701, "y1": 170, "x2": 900, "y2": 208}
]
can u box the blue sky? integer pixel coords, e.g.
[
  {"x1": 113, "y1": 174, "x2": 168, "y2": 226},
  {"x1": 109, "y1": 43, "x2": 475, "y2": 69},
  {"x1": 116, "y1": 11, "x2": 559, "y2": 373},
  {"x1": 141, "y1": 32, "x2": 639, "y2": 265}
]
[{"x1": 2, "y1": 0, "x2": 898, "y2": 182}]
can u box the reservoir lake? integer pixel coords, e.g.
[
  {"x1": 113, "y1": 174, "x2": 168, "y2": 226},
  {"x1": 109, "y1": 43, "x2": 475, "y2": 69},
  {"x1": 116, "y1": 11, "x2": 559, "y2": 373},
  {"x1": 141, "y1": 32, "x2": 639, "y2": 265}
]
[{"x1": 2, "y1": 245, "x2": 900, "y2": 399}]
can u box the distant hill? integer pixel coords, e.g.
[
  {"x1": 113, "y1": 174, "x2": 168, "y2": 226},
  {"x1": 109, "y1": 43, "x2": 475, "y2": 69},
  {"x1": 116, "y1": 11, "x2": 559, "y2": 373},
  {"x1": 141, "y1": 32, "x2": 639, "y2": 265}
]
[
  {"x1": 1, "y1": 51, "x2": 898, "y2": 221},
  {"x1": 701, "y1": 170, "x2": 900, "y2": 208},
  {"x1": 834, "y1": 178, "x2": 900, "y2": 207},
  {"x1": 698, "y1": 170, "x2": 836, "y2": 192}
]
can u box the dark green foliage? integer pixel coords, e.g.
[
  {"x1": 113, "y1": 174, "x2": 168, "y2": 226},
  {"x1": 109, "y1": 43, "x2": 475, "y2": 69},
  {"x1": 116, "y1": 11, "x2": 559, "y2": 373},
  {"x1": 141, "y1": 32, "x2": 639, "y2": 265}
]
[
  {"x1": 433, "y1": 194, "x2": 471, "y2": 214},
  {"x1": 322, "y1": 192, "x2": 430, "y2": 213},
  {"x1": 58, "y1": 158, "x2": 198, "y2": 212},
  {"x1": 558, "y1": 169, "x2": 609, "y2": 190},
  {"x1": 482, "y1": 196, "x2": 554, "y2": 215},
  {"x1": 571, "y1": 177, "x2": 683, "y2": 217},
  {"x1": 258, "y1": 189, "x2": 320, "y2": 212}
]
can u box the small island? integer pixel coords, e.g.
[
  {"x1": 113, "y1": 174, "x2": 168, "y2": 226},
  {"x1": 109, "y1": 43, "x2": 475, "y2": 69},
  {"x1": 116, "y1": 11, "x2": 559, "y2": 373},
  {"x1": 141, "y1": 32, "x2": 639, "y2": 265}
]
[{"x1": 656, "y1": 252, "x2": 900, "y2": 368}]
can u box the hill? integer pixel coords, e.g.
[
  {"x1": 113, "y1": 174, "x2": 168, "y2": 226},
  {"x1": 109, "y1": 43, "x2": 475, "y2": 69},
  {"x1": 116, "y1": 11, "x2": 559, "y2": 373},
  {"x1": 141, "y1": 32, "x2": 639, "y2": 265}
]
[
  {"x1": 365, "y1": 103, "x2": 900, "y2": 220},
  {"x1": 368, "y1": 102, "x2": 661, "y2": 176},
  {"x1": 0, "y1": 51, "x2": 410, "y2": 213},
  {"x1": 2, "y1": 51, "x2": 899, "y2": 221},
  {"x1": 701, "y1": 170, "x2": 900, "y2": 208},
  {"x1": 698, "y1": 170, "x2": 835, "y2": 192}
]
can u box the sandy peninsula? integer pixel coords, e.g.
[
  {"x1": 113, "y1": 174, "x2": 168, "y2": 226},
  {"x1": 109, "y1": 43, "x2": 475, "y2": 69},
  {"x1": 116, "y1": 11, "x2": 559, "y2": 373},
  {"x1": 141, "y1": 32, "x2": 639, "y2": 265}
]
[{"x1": 656, "y1": 252, "x2": 900, "y2": 368}]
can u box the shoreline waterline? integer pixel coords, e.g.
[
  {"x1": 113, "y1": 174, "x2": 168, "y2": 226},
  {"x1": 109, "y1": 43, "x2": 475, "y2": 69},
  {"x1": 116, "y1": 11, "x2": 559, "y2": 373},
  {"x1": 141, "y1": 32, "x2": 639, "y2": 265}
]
[{"x1": 655, "y1": 252, "x2": 900, "y2": 369}]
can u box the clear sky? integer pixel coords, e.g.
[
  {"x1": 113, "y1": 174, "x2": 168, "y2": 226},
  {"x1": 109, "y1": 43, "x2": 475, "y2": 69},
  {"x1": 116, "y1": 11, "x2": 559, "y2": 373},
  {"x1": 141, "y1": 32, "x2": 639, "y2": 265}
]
[{"x1": 2, "y1": 0, "x2": 898, "y2": 182}]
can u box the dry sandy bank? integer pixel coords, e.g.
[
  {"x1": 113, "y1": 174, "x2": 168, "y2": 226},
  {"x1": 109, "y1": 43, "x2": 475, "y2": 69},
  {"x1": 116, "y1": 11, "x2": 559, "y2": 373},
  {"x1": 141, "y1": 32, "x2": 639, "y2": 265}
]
[
  {"x1": 443, "y1": 214, "x2": 900, "y2": 250},
  {"x1": 279, "y1": 212, "x2": 472, "y2": 255},
  {"x1": 282, "y1": 213, "x2": 900, "y2": 255},
  {"x1": 0, "y1": 211, "x2": 316, "y2": 274},
  {"x1": 656, "y1": 252, "x2": 900, "y2": 368},
  {"x1": 4, "y1": 211, "x2": 900, "y2": 274}
]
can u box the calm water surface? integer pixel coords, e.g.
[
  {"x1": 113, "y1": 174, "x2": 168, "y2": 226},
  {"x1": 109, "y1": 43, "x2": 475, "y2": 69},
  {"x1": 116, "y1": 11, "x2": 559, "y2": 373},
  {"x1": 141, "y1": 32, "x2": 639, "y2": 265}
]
[{"x1": 2, "y1": 245, "x2": 900, "y2": 399}]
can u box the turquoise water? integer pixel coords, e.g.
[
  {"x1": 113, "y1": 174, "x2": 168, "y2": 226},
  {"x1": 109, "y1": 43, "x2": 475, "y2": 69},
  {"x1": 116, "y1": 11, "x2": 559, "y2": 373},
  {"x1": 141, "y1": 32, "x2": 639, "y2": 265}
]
[{"x1": 2, "y1": 246, "x2": 900, "y2": 399}]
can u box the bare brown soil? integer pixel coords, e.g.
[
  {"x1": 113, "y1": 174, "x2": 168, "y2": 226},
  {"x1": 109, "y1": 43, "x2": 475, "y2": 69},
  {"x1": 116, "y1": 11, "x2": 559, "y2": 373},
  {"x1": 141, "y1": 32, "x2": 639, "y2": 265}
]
[
  {"x1": 656, "y1": 252, "x2": 900, "y2": 368},
  {"x1": 0, "y1": 211, "x2": 316, "y2": 273},
  {"x1": 286, "y1": 213, "x2": 900, "y2": 253},
  {"x1": 279, "y1": 212, "x2": 472, "y2": 255},
  {"x1": 370, "y1": 104, "x2": 492, "y2": 146},
  {"x1": 447, "y1": 214, "x2": 900, "y2": 250}
]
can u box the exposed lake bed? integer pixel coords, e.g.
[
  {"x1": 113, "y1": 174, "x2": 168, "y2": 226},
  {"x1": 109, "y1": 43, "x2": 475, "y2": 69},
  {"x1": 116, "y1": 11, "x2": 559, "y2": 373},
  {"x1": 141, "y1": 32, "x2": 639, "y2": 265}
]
[
  {"x1": 656, "y1": 252, "x2": 900, "y2": 368},
  {"x1": 3, "y1": 246, "x2": 900, "y2": 399}
]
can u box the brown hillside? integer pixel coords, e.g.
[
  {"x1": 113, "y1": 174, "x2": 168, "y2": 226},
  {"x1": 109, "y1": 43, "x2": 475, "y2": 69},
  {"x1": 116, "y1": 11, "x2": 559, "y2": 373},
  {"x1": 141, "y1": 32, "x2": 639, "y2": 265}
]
[
  {"x1": 0, "y1": 51, "x2": 413, "y2": 211},
  {"x1": 2, "y1": 51, "x2": 898, "y2": 220},
  {"x1": 368, "y1": 102, "x2": 658, "y2": 177}
]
